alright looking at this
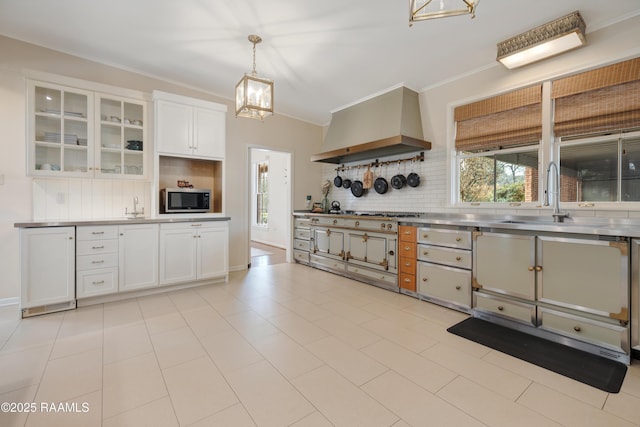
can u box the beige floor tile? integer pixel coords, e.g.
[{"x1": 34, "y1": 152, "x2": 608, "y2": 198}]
[
  {"x1": 289, "y1": 411, "x2": 333, "y2": 427},
  {"x1": 150, "y1": 326, "x2": 206, "y2": 369},
  {"x1": 0, "y1": 344, "x2": 50, "y2": 394},
  {"x1": 422, "y1": 342, "x2": 532, "y2": 400},
  {"x1": 279, "y1": 297, "x2": 332, "y2": 322},
  {"x1": 401, "y1": 300, "x2": 470, "y2": 327},
  {"x1": 181, "y1": 306, "x2": 233, "y2": 338},
  {"x1": 361, "y1": 317, "x2": 438, "y2": 353},
  {"x1": 163, "y1": 356, "x2": 238, "y2": 426},
  {"x1": 482, "y1": 349, "x2": 608, "y2": 408},
  {"x1": 603, "y1": 390, "x2": 640, "y2": 425},
  {"x1": 35, "y1": 348, "x2": 102, "y2": 403},
  {"x1": 292, "y1": 365, "x2": 398, "y2": 427},
  {"x1": 362, "y1": 370, "x2": 485, "y2": 426},
  {"x1": 251, "y1": 332, "x2": 324, "y2": 379},
  {"x1": 167, "y1": 289, "x2": 209, "y2": 311},
  {"x1": 305, "y1": 336, "x2": 387, "y2": 386},
  {"x1": 144, "y1": 312, "x2": 187, "y2": 336},
  {"x1": 103, "y1": 396, "x2": 178, "y2": 427},
  {"x1": 137, "y1": 293, "x2": 178, "y2": 319},
  {"x1": 103, "y1": 322, "x2": 153, "y2": 364},
  {"x1": 391, "y1": 420, "x2": 412, "y2": 427},
  {"x1": 57, "y1": 305, "x2": 103, "y2": 338},
  {"x1": 209, "y1": 297, "x2": 252, "y2": 317},
  {"x1": 0, "y1": 385, "x2": 38, "y2": 427},
  {"x1": 199, "y1": 328, "x2": 263, "y2": 373},
  {"x1": 225, "y1": 360, "x2": 315, "y2": 427},
  {"x1": 242, "y1": 296, "x2": 292, "y2": 319},
  {"x1": 103, "y1": 299, "x2": 143, "y2": 329},
  {"x1": 362, "y1": 339, "x2": 457, "y2": 393},
  {"x1": 103, "y1": 352, "x2": 167, "y2": 419},
  {"x1": 313, "y1": 315, "x2": 381, "y2": 349},
  {"x1": 25, "y1": 390, "x2": 101, "y2": 427},
  {"x1": 406, "y1": 318, "x2": 491, "y2": 359},
  {"x1": 437, "y1": 376, "x2": 561, "y2": 427},
  {"x1": 268, "y1": 312, "x2": 328, "y2": 345},
  {"x1": 225, "y1": 310, "x2": 281, "y2": 343},
  {"x1": 318, "y1": 299, "x2": 380, "y2": 324},
  {"x1": 0, "y1": 307, "x2": 20, "y2": 343},
  {"x1": 620, "y1": 366, "x2": 640, "y2": 399},
  {"x1": 1, "y1": 313, "x2": 64, "y2": 354},
  {"x1": 360, "y1": 301, "x2": 425, "y2": 328},
  {"x1": 519, "y1": 382, "x2": 635, "y2": 427},
  {"x1": 187, "y1": 403, "x2": 256, "y2": 427},
  {"x1": 49, "y1": 330, "x2": 102, "y2": 360}
]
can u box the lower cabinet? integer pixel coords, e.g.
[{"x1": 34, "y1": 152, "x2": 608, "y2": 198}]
[
  {"x1": 76, "y1": 225, "x2": 119, "y2": 298},
  {"x1": 119, "y1": 224, "x2": 159, "y2": 292},
  {"x1": 20, "y1": 227, "x2": 76, "y2": 316},
  {"x1": 159, "y1": 222, "x2": 228, "y2": 285}
]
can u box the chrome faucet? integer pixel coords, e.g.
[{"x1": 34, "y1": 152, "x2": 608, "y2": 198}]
[
  {"x1": 544, "y1": 161, "x2": 568, "y2": 223},
  {"x1": 125, "y1": 196, "x2": 144, "y2": 218}
]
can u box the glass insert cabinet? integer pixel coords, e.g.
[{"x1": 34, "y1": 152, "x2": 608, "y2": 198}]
[{"x1": 27, "y1": 80, "x2": 146, "y2": 178}]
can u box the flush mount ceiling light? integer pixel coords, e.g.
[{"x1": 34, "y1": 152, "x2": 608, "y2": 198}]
[
  {"x1": 409, "y1": 0, "x2": 479, "y2": 26},
  {"x1": 497, "y1": 11, "x2": 586, "y2": 69},
  {"x1": 235, "y1": 35, "x2": 274, "y2": 120}
]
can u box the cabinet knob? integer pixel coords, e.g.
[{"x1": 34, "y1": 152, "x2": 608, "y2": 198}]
[
  {"x1": 422, "y1": 234, "x2": 428, "y2": 239},
  {"x1": 404, "y1": 246, "x2": 410, "y2": 251},
  {"x1": 387, "y1": 224, "x2": 392, "y2": 230},
  {"x1": 68, "y1": 237, "x2": 73, "y2": 240},
  {"x1": 455, "y1": 256, "x2": 462, "y2": 261},
  {"x1": 573, "y1": 326, "x2": 582, "y2": 332},
  {"x1": 404, "y1": 262, "x2": 411, "y2": 267},
  {"x1": 456, "y1": 237, "x2": 462, "y2": 242},
  {"x1": 404, "y1": 278, "x2": 411, "y2": 283},
  {"x1": 355, "y1": 221, "x2": 360, "y2": 227},
  {"x1": 423, "y1": 251, "x2": 428, "y2": 256},
  {"x1": 404, "y1": 230, "x2": 411, "y2": 235},
  {"x1": 455, "y1": 286, "x2": 461, "y2": 290},
  {"x1": 422, "y1": 278, "x2": 428, "y2": 282},
  {"x1": 497, "y1": 306, "x2": 504, "y2": 311},
  {"x1": 333, "y1": 220, "x2": 338, "y2": 225},
  {"x1": 535, "y1": 266, "x2": 543, "y2": 272}
]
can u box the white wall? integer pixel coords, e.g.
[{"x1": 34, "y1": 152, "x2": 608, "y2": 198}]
[{"x1": 250, "y1": 149, "x2": 290, "y2": 248}]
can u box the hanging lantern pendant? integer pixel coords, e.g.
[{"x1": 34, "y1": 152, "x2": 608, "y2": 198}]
[{"x1": 235, "y1": 34, "x2": 274, "y2": 120}]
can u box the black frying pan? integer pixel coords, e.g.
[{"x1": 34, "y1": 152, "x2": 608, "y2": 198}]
[
  {"x1": 334, "y1": 170, "x2": 342, "y2": 187},
  {"x1": 351, "y1": 180, "x2": 365, "y2": 197}
]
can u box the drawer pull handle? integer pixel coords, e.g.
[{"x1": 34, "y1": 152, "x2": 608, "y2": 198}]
[
  {"x1": 455, "y1": 285, "x2": 461, "y2": 290},
  {"x1": 404, "y1": 278, "x2": 411, "y2": 283},
  {"x1": 92, "y1": 280, "x2": 105, "y2": 285},
  {"x1": 91, "y1": 231, "x2": 104, "y2": 235},
  {"x1": 404, "y1": 246, "x2": 411, "y2": 251},
  {"x1": 528, "y1": 266, "x2": 534, "y2": 271},
  {"x1": 422, "y1": 278, "x2": 427, "y2": 282},
  {"x1": 535, "y1": 266, "x2": 543, "y2": 272},
  {"x1": 191, "y1": 223, "x2": 202, "y2": 227},
  {"x1": 455, "y1": 237, "x2": 462, "y2": 242},
  {"x1": 355, "y1": 221, "x2": 360, "y2": 227},
  {"x1": 92, "y1": 260, "x2": 105, "y2": 264},
  {"x1": 333, "y1": 220, "x2": 338, "y2": 225},
  {"x1": 92, "y1": 246, "x2": 104, "y2": 250},
  {"x1": 497, "y1": 306, "x2": 504, "y2": 311},
  {"x1": 456, "y1": 256, "x2": 462, "y2": 261},
  {"x1": 405, "y1": 262, "x2": 411, "y2": 267},
  {"x1": 404, "y1": 231, "x2": 411, "y2": 235},
  {"x1": 423, "y1": 251, "x2": 428, "y2": 256},
  {"x1": 422, "y1": 234, "x2": 428, "y2": 238},
  {"x1": 573, "y1": 326, "x2": 581, "y2": 332}
]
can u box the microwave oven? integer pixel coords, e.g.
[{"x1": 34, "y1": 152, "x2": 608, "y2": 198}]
[{"x1": 161, "y1": 188, "x2": 211, "y2": 213}]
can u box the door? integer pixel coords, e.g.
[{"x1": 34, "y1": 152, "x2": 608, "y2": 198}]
[
  {"x1": 193, "y1": 107, "x2": 225, "y2": 159},
  {"x1": 159, "y1": 225, "x2": 196, "y2": 285},
  {"x1": 155, "y1": 100, "x2": 192, "y2": 156},
  {"x1": 347, "y1": 231, "x2": 391, "y2": 271},
  {"x1": 20, "y1": 227, "x2": 75, "y2": 308},
  {"x1": 196, "y1": 223, "x2": 229, "y2": 280},
  {"x1": 314, "y1": 228, "x2": 345, "y2": 260},
  {"x1": 119, "y1": 224, "x2": 159, "y2": 291}
]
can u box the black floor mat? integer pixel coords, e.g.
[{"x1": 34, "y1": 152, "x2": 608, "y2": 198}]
[{"x1": 447, "y1": 317, "x2": 627, "y2": 393}]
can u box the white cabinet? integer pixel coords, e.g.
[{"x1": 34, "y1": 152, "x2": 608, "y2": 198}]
[
  {"x1": 20, "y1": 227, "x2": 76, "y2": 316},
  {"x1": 159, "y1": 222, "x2": 228, "y2": 285},
  {"x1": 153, "y1": 91, "x2": 226, "y2": 159},
  {"x1": 118, "y1": 224, "x2": 159, "y2": 292},
  {"x1": 76, "y1": 225, "x2": 119, "y2": 298}
]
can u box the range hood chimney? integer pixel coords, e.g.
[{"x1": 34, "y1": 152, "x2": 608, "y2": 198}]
[{"x1": 312, "y1": 86, "x2": 431, "y2": 164}]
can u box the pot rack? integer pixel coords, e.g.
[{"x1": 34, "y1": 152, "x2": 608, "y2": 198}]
[{"x1": 334, "y1": 151, "x2": 424, "y2": 172}]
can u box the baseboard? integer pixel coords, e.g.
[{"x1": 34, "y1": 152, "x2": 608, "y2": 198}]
[
  {"x1": 229, "y1": 264, "x2": 249, "y2": 272},
  {"x1": 250, "y1": 239, "x2": 286, "y2": 250},
  {"x1": 0, "y1": 297, "x2": 19, "y2": 307}
]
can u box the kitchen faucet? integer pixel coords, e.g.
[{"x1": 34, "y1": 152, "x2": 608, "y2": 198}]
[
  {"x1": 543, "y1": 161, "x2": 569, "y2": 223},
  {"x1": 125, "y1": 196, "x2": 144, "y2": 218}
]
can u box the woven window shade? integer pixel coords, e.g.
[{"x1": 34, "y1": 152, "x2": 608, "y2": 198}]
[
  {"x1": 552, "y1": 57, "x2": 640, "y2": 138},
  {"x1": 455, "y1": 85, "x2": 542, "y2": 152}
]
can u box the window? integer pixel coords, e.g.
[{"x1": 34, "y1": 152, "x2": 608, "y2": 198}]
[{"x1": 256, "y1": 161, "x2": 268, "y2": 226}]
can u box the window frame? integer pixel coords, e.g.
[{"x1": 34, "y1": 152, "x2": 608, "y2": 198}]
[{"x1": 255, "y1": 160, "x2": 269, "y2": 228}]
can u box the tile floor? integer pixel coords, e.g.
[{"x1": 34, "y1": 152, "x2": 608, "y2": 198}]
[
  {"x1": 250, "y1": 242, "x2": 287, "y2": 267},
  {"x1": 0, "y1": 262, "x2": 639, "y2": 427}
]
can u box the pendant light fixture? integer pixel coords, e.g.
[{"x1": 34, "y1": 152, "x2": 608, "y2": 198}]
[
  {"x1": 409, "y1": 0, "x2": 479, "y2": 26},
  {"x1": 235, "y1": 35, "x2": 274, "y2": 120},
  {"x1": 497, "y1": 11, "x2": 586, "y2": 69}
]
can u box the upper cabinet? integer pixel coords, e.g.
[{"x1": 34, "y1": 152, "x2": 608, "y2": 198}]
[
  {"x1": 27, "y1": 80, "x2": 148, "y2": 179},
  {"x1": 153, "y1": 90, "x2": 226, "y2": 159}
]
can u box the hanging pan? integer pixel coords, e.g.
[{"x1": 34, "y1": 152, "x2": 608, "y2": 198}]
[
  {"x1": 374, "y1": 163, "x2": 388, "y2": 194},
  {"x1": 334, "y1": 169, "x2": 342, "y2": 187},
  {"x1": 407, "y1": 158, "x2": 420, "y2": 187}
]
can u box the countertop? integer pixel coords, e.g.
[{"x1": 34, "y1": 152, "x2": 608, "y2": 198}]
[
  {"x1": 293, "y1": 211, "x2": 640, "y2": 238},
  {"x1": 14, "y1": 216, "x2": 231, "y2": 228}
]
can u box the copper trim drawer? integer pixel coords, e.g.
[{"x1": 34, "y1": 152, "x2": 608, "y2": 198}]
[
  {"x1": 398, "y1": 225, "x2": 416, "y2": 243},
  {"x1": 417, "y1": 244, "x2": 471, "y2": 269},
  {"x1": 473, "y1": 291, "x2": 536, "y2": 327},
  {"x1": 399, "y1": 257, "x2": 416, "y2": 275},
  {"x1": 399, "y1": 272, "x2": 416, "y2": 292},
  {"x1": 399, "y1": 242, "x2": 416, "y2": 258}
]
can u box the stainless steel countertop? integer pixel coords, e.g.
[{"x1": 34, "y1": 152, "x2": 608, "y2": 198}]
[
  {"x1": 14, "y1": 216, "x2": 231, "y2": 228},
  {"x1": 293, "y1": 211, "x2": 640, "y2": 238}
]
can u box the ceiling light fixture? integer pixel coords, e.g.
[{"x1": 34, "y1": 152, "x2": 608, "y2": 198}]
[
  {"x1": 497, "y1": 11, "x2": 586, "y2": 69},
  {"x1": 235, "y1": 35, "x2": 274, "y2": 120},
  {"x1": 409, "y1": 0, "x2": 479, "y2": 26}
]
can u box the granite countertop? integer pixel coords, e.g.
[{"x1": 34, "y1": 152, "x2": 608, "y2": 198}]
[{"x1": 14, "y1": 216, "x2": 231, "y2": 228}]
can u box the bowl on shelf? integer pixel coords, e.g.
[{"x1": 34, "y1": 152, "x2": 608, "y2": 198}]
[{"x1": 126, "y1": 140, "x2": 143, "y2": 151}]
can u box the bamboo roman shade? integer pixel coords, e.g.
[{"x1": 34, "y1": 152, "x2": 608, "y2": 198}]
[
  {"x1": 552, "y1": 57, "x2": 640, "y2": 138},
  {"x1": 454, "y1": 85, "x2": 542, "y2": 152}
]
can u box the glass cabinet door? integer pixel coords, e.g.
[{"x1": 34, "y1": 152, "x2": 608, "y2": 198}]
[
  {"x1": 96, "y1": 94, "x2": 145, "y2": 178},
  {"x1": 30, "y1": 82, "x2": 92, "y2": 175}
]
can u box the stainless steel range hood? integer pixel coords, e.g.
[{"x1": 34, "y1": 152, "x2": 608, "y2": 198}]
[{"x1": 312, "y1": 87, "x2": 431, "y2": 164}]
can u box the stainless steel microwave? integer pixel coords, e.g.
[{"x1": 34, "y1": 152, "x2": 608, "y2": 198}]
[{"x1": 161, "y1": 188, "x2": 211, "y2": 213}]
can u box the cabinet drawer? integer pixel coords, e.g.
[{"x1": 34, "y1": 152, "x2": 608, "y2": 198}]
[
  {"x1": 417, "y1": 228, "x2": 472, "y2": 250},
  {"x1": 77, "y1": 226, "x2": 118, "y2": 240},
  {"x1": 417, "y1": 244, "x2": 471, "y2": 269},
  {"x1": 294, "y1": 249, "x2": 309, "y2": 263},
  {"x1": 294, "y1": 238, "x2": 310, "y2": 251},
  {"x1": 399, "y1": 242, "x2": 416, "y2": 258},
  {"x1": 399, "y1": 257, "x2": 416, "y2": 275},
  {"x1": 76, "y1": 268, "x2": 118, "y2": 298},
  {"x1": 398, "y1": 226, "x2": 416, "y2": 243},
  {"x1": 294, "y1": 229, "x2": 310, "y2": 240},
  {"x1": 77, "y1": 253, "x2": 118, "y2": 271},
  {"x1": 294, "y1": 218, "x2": 310, "y2": 229},
  {"x1": 77, "y1": 239, "x2": 118, "y2": 255},
  {"x1": 473, "y1": 292, "x2": 536, "y2": 327},
  {"x1": 539, "y1": 308, "x2": 628, "y2": 353},
  {"x1": 346, "y1": 265, "x2": 397, "y2": 286},
  {"x1": 418, "y1": 263, "x2": 471, "y2": 308},
  {"x1": 310, "y1": 254, "x2": 345, "y2": 272},
  {"x1": 399, "y1": 272, "x2": 416, "y2": 292}
]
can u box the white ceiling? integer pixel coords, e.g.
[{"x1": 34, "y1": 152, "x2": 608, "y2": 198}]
[{"x1": 1, "y1": 0, "x2": 639, "y2": 125}]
